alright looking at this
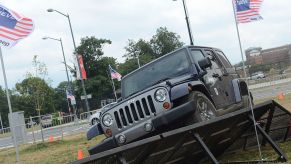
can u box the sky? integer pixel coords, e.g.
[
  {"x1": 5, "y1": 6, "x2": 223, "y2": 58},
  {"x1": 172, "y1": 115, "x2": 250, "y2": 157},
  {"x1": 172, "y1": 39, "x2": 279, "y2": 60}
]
[{"x1": 1, "y1": 0, "x2": 291, "y2": 88}]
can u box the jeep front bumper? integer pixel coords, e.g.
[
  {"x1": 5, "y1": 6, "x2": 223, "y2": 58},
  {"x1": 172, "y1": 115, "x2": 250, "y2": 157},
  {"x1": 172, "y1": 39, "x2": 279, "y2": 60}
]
[{"x1": 88, "y1": 100, "x2": 195, "y2": 155}]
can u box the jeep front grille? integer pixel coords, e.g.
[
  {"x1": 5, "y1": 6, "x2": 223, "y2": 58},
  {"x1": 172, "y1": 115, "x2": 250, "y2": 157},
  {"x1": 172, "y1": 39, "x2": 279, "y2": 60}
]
[{"x1": 114, "y1": 95, "x2": 156, "y2": 129}]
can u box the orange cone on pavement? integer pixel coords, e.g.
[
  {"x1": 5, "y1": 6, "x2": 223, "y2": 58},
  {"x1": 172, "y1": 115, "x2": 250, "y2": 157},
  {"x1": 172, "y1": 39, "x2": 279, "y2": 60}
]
[
  {"x1": 77, "y1": 149, "x2": 84, "y2": 160},
  {"x1": 278, "y1": 92, "x2": 285, "y2": 100},
  {"x1": 49, "y1": 135, "x2": 54, "y2": 142}
]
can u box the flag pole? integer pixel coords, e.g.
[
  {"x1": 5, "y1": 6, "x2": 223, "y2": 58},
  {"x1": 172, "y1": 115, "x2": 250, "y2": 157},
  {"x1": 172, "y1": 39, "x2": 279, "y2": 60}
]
[
  {"x1": 111, "y1": 77, "x2": 118, "y2": 102},
  {"x1": 231, "y1": 1, "x2": 263, "y2": 160},
  {"x1": 107, "y1": 68, "x2": 118, "y2": 102},
  {"x1": 0, "y1": 47, "x2": 20, "y2": 163}
]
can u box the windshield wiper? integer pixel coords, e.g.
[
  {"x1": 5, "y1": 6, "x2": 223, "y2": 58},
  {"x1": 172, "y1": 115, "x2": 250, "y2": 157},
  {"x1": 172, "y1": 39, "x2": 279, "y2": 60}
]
[
  {"x1": 125, "y1": 77, "x2": 171, "y2": 99},
  {"x1": 152, "y1": 77, "x2": 172, "y2": 86}
]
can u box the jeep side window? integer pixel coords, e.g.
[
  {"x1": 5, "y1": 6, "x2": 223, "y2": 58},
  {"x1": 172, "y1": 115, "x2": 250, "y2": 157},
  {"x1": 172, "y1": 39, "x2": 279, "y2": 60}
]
[
  {"x1": 190, "y1": 50, "x2": 205, "y2": 63},
  {"x1": 205, "y1": 50, "x2": 222, "y2": 69},
  {"x1": 215, "y1": 51, "x2": 232, "y2": 68},
  {"x1": 204, "y1": 50, "x2": 223, "y2": 75}
]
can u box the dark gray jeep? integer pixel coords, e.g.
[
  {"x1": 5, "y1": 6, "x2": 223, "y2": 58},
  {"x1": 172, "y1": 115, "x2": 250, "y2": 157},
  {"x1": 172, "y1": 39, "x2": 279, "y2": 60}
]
[{"x1": 87, "y1": 45, "x2": 251, "y2": 155}]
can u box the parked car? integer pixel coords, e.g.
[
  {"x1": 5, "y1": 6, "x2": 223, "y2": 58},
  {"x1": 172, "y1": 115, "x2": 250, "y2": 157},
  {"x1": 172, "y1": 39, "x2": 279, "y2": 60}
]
[
  {"x1": 250, "y1": 72, "x2": 265, "y2": 80},
  {"x1": 41, "y1": 114, "x2": 53, "y2": 128},
  {"x1": 26, "y1": 120, "x2": 37, "y2": 129},
  {"x1": 283, "y1": 69, "x2": 291, "y2": 74},
  {"x1": 89, "y1": 102, "x2": 117, "y2": 126}
]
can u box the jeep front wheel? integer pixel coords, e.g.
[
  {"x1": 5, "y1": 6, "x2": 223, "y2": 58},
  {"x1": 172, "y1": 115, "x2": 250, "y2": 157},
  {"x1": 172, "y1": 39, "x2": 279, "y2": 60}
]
[{"x1": 188, "y1": 91, "x2": 217, "y2": 123}]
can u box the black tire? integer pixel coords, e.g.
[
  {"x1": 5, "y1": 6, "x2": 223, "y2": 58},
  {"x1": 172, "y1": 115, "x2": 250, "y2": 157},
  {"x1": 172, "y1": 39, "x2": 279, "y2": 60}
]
[
  {"x1": 242, "y1": 92, "x2": 254, "y2": 109},
  {"x1": 188, "y1": 91, "x2": 217, "y2": 123}
]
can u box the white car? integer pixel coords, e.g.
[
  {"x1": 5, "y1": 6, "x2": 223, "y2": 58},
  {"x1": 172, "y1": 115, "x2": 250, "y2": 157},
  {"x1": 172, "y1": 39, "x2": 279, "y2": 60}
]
[
  {"x1": 89, "y1": 102, "x2": 117, "y2": 126},
  {"x1": 41, "y1": 114, "x2": 53, "y2": 128},
  {"x1": 250, "y1": 72, "x2": 265, "y2": 80}
]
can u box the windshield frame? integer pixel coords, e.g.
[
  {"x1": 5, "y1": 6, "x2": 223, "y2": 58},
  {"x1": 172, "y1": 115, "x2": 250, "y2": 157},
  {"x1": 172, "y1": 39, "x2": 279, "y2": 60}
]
[{"x1": 121, "y1": 47, "x2": 193, "y2": 98}]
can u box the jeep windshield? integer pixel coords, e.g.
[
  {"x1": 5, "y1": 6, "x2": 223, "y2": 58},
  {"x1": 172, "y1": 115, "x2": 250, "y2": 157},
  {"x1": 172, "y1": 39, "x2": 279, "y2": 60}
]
[{"x1": 122, "y1": 49, "x2": 191, "y2": 98}]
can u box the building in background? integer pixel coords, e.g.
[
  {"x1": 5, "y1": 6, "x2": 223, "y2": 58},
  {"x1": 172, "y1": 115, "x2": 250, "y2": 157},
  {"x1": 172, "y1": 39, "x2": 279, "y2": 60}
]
[{"x1": 245, "y1": 44, "x2": 291, "y2": 74}]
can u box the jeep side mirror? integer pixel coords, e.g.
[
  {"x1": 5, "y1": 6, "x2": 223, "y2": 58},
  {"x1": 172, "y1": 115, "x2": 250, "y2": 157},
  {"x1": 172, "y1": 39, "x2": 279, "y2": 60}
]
[{"x1": 198, "y1": 57, "x2": 212, "y2": 70}]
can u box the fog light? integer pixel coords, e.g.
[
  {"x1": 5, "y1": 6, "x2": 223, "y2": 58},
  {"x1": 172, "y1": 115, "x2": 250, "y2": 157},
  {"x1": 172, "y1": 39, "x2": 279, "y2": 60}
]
[
  {"x1": 105, "y1": 129, "x2": 112, "y2": 137},
  {"x1": 144, "y1": 123, "x2": 153, "y2": 132},
  {"x1": 118, "y1": 134, "x2": 126, "y2": 144},
  {"x1": 163, "y1": 102, "x2": 171, "y2": 109}
]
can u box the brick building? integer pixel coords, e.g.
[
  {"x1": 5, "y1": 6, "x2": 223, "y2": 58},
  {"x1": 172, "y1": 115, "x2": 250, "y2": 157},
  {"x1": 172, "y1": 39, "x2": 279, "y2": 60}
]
[{"x1": 245, "y1": 44, "x2": 291, "y2": 68}]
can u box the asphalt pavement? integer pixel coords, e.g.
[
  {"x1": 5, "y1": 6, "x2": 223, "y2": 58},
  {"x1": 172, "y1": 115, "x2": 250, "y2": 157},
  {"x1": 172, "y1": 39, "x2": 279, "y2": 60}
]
[{"x1": 250, "y1": 80, "x2": 291, "y2": 100}]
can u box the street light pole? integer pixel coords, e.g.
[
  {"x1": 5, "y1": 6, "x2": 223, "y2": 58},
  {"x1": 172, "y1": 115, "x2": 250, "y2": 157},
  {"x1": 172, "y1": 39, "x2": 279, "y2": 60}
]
[
  {"x1": 173, "y1": 0, "x2": 194, "y2": 45},
  {"x1": 135, "y1": 50, "x2": 141, "y2": 68},
  {"x1": 47, "y1": 9, "x2": 90, "y2": 113},
  {"x1": 43, "y1": 37, "x2": 70, "y2": 86},
  {"x1": 42, "y1": 37, "x2": 72, "y2": 113},
  {"x1": 59, "y1": 38, "x2": 71, "y2": 85}
]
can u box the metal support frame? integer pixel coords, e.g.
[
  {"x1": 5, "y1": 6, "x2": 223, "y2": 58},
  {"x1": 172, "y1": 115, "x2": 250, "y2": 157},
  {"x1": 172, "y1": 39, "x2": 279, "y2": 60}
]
[
  {"x1": 117, "y1": 154, "x2": 128, "y2": 164},
  {"x1": 72, "y1": 100, "x2": 290, "y2": 164},
  {"x1": 252, "y1": 116, "x2": 287, "y2": 162},
  {"x1": 158, "y1": 135, "x2": 187, "y2": 164},
  {"x1": 223, "y1": 115, "x2": 288, "y2": 164},
  {"x1": 135, "y1": 143, "x2": 159, "y2": 163},
  {"x1": 193, "y1": 133, "x2": 219, "y2": 164},
  {"x1": 262, "y1": 106, "x2": 275, "y2": 146},
  {"x1": 283, "y1": 122, "x2": 291, "y2": 141}
]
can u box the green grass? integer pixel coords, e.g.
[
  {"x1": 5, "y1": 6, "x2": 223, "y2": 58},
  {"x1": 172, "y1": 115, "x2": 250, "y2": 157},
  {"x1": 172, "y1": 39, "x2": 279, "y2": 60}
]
[
  {"x1": 0, "y1": 133, "x2": 105, "y2": 164},
  {"x1": 221, "y1": 140, "x2": 291, "y2": 163}
]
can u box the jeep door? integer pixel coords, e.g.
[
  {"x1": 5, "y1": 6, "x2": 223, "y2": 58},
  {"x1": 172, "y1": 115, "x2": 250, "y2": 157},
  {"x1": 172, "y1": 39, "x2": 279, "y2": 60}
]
[
  {"x1": 204, "y1": 49, "x2": 235, "y2": 109},
  {"x1": 189, "y1": 49, "x2": 228, "y2": 109},
  {"x1": 214, "y1": 50, "x2": 238, "y2": 104}
]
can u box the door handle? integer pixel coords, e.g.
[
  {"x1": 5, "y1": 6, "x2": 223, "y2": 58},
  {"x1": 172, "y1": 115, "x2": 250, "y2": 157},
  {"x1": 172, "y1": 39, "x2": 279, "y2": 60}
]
[{"x1": 212, "y1": 73, "x2": 219, "y2": 78}]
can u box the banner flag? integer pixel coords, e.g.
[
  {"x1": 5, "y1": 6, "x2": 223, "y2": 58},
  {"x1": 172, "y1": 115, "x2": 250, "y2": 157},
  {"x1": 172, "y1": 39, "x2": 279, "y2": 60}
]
[
  {"x1": 233, "y1": 0, "x2": 263, "y2": 24},
  {"x1": 76, "y1": 54, "x2": 87, "y2": 80},
  {"x1": 109, "y1": 65, "x2": 122, "y2": 81},
  {"x1": 66, "y1": 89, "x2": 75, "y2": 101},
  {"x1": 0, "y1": 4, "x2": 34, "y2": 48}
]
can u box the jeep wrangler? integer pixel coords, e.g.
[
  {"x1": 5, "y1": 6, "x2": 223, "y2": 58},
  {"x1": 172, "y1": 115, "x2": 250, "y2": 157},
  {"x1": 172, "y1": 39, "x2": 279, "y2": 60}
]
[{"x1": 87, "y1": 45, "x2": 251, "y2": 155}]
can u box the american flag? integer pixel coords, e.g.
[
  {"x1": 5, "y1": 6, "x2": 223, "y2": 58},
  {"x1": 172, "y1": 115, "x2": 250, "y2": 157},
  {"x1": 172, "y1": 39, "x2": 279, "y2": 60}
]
[
  {"x1": 109, "y1": 65, "x2": 122, "y2": 81},
  {"x1": 0, "y1": 4, "x2": 34, "y2": 48},
  {"x1": 233, "y1": 0, "x2": 263, "y2": 24},
  {"x1": 66, "y1": 90, "x2": 75, "y2": 101}
]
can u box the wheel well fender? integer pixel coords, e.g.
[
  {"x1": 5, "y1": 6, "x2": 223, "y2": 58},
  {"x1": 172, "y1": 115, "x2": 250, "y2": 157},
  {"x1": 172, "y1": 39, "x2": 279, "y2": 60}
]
[
  {"x1": 239, "y1": 81, "x2": 248, "y2": 96},
  {"x1": 188, "y1": 81, "x2": 215, "y2": 106}
]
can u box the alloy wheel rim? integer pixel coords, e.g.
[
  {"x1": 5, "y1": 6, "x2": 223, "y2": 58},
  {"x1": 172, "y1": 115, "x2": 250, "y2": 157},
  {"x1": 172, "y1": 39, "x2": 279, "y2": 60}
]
[{"x1": 197, "y1": 97, "x2": 215, "y2": 121}]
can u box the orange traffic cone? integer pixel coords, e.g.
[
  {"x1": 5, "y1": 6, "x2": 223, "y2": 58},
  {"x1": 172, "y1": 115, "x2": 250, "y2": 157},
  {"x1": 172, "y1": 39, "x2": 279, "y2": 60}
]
[
  {"x1": 77, "y1": 149, "x2": 84, "y2": 160},
  {"x1": 278, "y1": 92, "x2": 285, "y2": 100},
  {"x1": 49, "y1": 135, "x2": 54, "y2": 142}
]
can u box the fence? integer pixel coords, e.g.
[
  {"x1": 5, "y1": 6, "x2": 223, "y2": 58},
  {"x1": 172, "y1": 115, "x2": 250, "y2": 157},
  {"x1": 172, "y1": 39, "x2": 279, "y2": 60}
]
[{"x1": 0, "y1": 110, "x2": 99, "y2": 149}]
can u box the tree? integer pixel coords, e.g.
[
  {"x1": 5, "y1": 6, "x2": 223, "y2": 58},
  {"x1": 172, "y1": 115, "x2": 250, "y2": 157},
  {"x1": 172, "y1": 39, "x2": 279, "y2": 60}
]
[
  {"x1": 150, "y1": 27, "x2": 184, "y2": 58},
  {"x1": 75, "y1": 36, "x2": 112, "y2": 78},
  {"x1": 53, "y1": 81, "x2": 70, "y2": 113},
  {"x1": 15, "y1": 77, "x2": 55, "y2": 115},
  {"x1": 74, "y1": 37, "x2": 118, "y2": 110},
  {"x1": 15, "y1": 55, "x2": 55, "y2": 116},
  {"x1": 121, "y1": 27, "x2": 184, "y2": 75},
  {"x1": 0, "y1": 86, "x2": 10, "y2": 127},
  {"x1": 123, "y1": 39, "x2": 154, "y2": 60}
]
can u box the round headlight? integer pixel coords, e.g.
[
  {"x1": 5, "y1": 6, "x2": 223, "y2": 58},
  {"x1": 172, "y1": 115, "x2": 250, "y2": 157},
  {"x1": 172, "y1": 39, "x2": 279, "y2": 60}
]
[
  {"x1": 155, "y1": 88, "x2": 167, "y2": 102},
  {"x1": 102, "y1": 113, "x2": 113, "y2": 127}
]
